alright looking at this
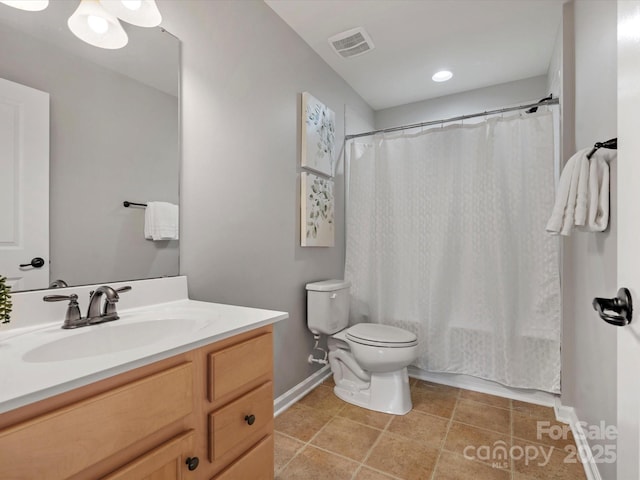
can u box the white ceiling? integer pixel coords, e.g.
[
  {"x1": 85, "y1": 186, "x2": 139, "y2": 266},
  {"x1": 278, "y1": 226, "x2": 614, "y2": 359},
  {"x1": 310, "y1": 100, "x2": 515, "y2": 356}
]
[{"x1": 265, "y1": 0, "x2": 564, "y2": 111}]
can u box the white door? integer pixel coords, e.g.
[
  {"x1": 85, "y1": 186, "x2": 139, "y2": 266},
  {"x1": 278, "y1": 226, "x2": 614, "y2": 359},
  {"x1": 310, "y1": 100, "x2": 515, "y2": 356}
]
[
  {"x1": 0, "y1": 78, "x2": 49, "y2": 291},
  {"x1": 617, "y1": 2, "x2": 640, "y2": 478}
]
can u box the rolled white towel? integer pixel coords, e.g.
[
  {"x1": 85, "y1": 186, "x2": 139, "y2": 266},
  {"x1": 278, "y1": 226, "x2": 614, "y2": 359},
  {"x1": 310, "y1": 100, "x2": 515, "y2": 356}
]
[
  {"x1": 583, "y1": 150, "x2": 613, "y2": 232},
  {"x1": 546, "y1": 148, "x2": 590, "y2": 236}
]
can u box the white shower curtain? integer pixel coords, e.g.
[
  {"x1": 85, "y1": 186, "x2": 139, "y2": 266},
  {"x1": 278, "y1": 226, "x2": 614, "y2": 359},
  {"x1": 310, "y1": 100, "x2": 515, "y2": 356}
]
[{"x1": 345, "y1": 111, "x2": 561, "y2": 393}]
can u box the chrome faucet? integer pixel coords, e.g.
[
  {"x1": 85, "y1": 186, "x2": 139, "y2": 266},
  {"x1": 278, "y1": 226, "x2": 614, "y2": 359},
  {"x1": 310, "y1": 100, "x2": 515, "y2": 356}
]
[
  {"x1": 44, "y1": 285, "x2": 132, "y2": 328},
  {"x1": 87, "y1": 286, "x2": 120, "y2": 323}
]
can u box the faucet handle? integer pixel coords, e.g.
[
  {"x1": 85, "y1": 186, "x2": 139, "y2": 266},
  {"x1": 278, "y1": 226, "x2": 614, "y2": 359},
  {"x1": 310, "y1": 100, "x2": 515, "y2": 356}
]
[
  {"x1": 104, "y1": 286, "x2": 131, "y2": 316},
  {"x1": 43, "y1": 294, "x2": 76, "y2": 302},
  {"x1": 43, "y1": 294, "x2": 84, "y2": 329}
]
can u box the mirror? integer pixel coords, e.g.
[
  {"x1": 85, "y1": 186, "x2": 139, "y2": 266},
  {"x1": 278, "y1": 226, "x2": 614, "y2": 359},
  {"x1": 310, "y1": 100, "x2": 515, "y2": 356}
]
[{"x1": 0, "y1": 1, "x2": 180, "y2": 292}]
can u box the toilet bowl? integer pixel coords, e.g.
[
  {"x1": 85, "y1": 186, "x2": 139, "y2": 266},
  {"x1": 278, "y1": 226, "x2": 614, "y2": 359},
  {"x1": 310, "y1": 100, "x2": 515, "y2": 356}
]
[
  {"x1": 329, "y1": 324, "x2": 417, "y2": 414},
  {"x1": 306, "y1": 280, "x2": 418, "y2": 415}
]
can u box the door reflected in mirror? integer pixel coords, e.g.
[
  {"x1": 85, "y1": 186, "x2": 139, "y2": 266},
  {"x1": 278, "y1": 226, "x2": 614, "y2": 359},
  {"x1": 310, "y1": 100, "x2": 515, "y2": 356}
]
[{"x1": 0, "y1": 2, "x2": 180, "y2": 292}]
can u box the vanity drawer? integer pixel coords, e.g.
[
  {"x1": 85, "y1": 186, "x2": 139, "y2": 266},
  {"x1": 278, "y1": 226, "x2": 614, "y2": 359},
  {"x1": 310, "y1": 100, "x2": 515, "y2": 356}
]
[
  {"x1": 0, "y1": 363, "x2": 193, "y2": 480},
  {"x1": 207, "y1": 333, "x2": 273, "y2": 402},
  {"x1": 208, "y1": 381, "x2": 273, "y2": 463},
  {"x1": 213, "y1": 434, "x2": 274, "y2": 480}
]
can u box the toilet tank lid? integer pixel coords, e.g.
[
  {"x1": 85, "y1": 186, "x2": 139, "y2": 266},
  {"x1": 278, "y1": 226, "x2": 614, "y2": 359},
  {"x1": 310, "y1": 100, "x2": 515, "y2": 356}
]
[{"x1": 306, "y1": 279, "x2": 351, "y2": 291}]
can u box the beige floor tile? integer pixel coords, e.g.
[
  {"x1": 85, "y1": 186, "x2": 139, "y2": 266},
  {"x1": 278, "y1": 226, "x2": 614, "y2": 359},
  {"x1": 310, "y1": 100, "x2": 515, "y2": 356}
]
[
  {"x1": 459, "y1": 389, "x2": 511, "y2": 409},
  {"x1": 433, "y1": 451, "x2": 511, "y2": 480},
  {"x1": 411, "y1": 389, "x2": 458, "y2": 419},
  {"x1": 512, "y1": 439, "x2": 587, "y2": 480},
  {"x1": 297, "y1": 384, "x2": 345, "y2": 415},
  {"x1": 512, "y1": 411, "x2": 576, "y2": 449},
  {"x1": 275, "y1": 403, "x2": 334, "y2": 442},
  {"x1": 412, "y1": 379, "x2": 460, "y2": 397},
  {"x1": 338, "y1": 403, "x2": 394, "y2": 430},
  {"x1": 365, "y1": 432, "x2": 439, "y2": 480},
  {"x1": 323, "y1": 377, "x2": 336, "y2": 387},
  {"x1": 387, "y1": 410, "x2": 449, "y2": 448},
  {"x1": 512, "y1": 400, "x2": 556, "y2": 420},
  {"x1": 443, "y1": 421, "x2": 511, "y2": 469},
  {"x1": 276, "y1": 445, "x2": 359, "y2": 480},
  {"x1": 274, "y1": 432, "x2": 305, "y2": 473},
  {"x1": 354, "y1": 467, "x2": 400, "y2": 479},
  {"x1": 453, "y1": 399, "x2": 511, "y2": 434},
  {"x1": 311, "y1": 416, "x2": 382, "y2": 462}
]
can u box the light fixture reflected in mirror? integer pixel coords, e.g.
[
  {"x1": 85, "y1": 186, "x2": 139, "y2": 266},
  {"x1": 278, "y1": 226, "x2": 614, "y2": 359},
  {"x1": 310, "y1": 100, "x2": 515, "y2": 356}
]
[
  {"x1": 99, "y1": 0, "x2": 161, "y2": 27},
  {"x1": 68, "y1": 0, "x2": 128, "y2": 50},
  {"x1": 0, "y1": 0, "x2": 48, "y2": 11}
]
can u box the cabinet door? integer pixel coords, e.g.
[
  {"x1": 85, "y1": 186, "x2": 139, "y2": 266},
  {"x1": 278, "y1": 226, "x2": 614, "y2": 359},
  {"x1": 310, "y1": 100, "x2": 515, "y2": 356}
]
[
  {"x1": 0, "y1": 363, "x2": 193, "y2": 479},
  {"x1": 213, "y1": 435, "x2": 273, "y2": 480},
  {"x1": 102, "y1": 431, "x2": 195, "y2": 480}
]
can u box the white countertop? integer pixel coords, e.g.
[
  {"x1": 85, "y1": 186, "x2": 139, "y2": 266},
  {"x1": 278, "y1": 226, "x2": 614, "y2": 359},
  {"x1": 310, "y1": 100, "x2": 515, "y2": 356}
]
[{"x1": 0, "y1": 278, "x2": 288, "y2": 414}]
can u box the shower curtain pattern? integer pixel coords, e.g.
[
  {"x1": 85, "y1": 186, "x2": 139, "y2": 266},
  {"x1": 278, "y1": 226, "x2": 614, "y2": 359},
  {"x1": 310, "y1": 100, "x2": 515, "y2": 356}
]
[{"x1": 345, "y1": 111, "x2": 561, "y2": 393}]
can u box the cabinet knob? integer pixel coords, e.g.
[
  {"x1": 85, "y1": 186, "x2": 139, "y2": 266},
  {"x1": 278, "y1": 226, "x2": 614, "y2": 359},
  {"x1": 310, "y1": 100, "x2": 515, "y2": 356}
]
[
  {"x1": 244, "y1": 414, "x2": 256, "y2": 425},
  {"x1": 185, "y1": 456, "x2": 199, "y2": 471}
]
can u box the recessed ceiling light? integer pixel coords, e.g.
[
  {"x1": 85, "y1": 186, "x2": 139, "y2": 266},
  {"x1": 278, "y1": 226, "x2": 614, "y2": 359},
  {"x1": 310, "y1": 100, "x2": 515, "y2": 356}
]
[{"x1": 432, "y1": 70, "x2": 453, "y2": 82}]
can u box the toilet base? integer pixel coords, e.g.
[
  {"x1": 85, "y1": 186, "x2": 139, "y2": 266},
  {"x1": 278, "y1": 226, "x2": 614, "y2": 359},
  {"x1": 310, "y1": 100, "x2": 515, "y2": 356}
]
[{"x1": 333, "y1": 367, "x2": 412, "y2": 415}]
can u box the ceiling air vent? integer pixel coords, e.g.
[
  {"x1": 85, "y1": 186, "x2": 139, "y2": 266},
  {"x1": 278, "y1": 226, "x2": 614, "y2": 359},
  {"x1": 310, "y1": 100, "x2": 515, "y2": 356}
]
[{"x1": 328, "y1": 27, "x2": 375, "y2": 59}]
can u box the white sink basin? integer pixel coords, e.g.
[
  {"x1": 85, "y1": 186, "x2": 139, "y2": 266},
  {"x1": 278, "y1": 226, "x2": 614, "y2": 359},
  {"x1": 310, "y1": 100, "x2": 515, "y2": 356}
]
[{"x1": 22, "y1": 318, "x2": 209, "y2": 363}]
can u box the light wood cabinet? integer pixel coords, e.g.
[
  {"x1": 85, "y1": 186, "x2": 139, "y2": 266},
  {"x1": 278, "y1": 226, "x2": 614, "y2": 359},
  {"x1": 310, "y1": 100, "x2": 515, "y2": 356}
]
[
  {"x1": 0, "y1": 325, "x2": 274, "y2": 480},
  {"x1": 103, "y1": 431, "x2": 195, "y2": 480}
]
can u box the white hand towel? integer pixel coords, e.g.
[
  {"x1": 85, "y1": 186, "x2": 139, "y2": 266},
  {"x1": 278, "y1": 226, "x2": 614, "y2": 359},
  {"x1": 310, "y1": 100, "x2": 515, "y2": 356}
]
[
  {"x1": 546, "y1": 148, "x2": 590, "y2": 235},
  {"x1": 144, "y1": 201, "x2": 179, "y2": 241},
  {"x1": 584, "y1": 150, "x2": 613, "y2": 232},
  {"x1": 574, "y1": 153, "x2": 590, "y2": 226}
]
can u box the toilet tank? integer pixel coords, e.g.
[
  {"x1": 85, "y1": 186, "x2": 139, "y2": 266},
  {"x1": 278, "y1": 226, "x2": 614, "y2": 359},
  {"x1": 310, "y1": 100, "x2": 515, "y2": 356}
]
[{"x1": 306, "y1": 280, "x2": 351, "y2": 335}]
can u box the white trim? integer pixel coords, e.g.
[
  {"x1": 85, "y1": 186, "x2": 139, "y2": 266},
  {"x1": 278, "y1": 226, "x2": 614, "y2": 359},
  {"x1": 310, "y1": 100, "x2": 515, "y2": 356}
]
[
  {"x1": 555, "y1": 404, "x2": 603, "y2": 480},
  {"x1": 274, "y1": 366, "x2": 331, "y2": 417},
  {"x1": 408, "y1": 366, "x2": 557, "y2": 406}
]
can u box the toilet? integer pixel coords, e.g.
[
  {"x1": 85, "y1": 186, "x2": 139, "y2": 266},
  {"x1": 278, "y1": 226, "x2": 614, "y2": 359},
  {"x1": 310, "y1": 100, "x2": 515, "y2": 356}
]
[{"x1": 306, "y1": 279, "x2": 418, "y2": 415}]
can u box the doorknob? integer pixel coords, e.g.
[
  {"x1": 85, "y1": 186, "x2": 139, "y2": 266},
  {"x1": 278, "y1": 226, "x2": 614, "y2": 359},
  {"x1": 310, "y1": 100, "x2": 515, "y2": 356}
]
[
  {"x1": 19, "y1": 257, "x2": 45, "y2": 269},
  {"x1": 592, "y1": 288, "x2": 633, "y2": 327}
]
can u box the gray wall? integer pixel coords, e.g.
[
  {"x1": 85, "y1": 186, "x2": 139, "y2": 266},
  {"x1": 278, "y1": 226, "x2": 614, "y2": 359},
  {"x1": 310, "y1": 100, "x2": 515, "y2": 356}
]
[
  {"x1": 375, "y1": 76, "x2": 548, "y2": 130},
  {"x1": 0, "y1": 23, "x2": 179, "y2": 288},
  {"x1": 560, "y1": 2, "x2": 618, "y2": 479},
  {"x1": 159, "y1": 0, "x2": 374, "y2": 397}
]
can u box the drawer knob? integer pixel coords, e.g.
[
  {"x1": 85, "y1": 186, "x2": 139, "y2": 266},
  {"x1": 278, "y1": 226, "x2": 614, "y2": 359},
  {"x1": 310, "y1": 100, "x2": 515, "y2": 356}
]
[
  {"x1": 185, "y1": 456, "x2": 199, "y2": 471},
  {"x1": 244, "y1": 414, "x2": 256, "y2": 425}
]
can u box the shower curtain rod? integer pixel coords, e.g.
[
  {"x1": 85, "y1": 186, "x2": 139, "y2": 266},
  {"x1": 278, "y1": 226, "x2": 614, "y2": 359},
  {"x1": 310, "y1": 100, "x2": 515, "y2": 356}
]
[{"x1": 344, "y1": 97, "x2": 560, "y2": 140}]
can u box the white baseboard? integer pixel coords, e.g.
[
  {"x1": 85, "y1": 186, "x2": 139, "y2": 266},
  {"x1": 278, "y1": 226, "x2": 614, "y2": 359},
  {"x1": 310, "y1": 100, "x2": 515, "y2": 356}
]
[
  {"x1": 274, "y1": 366, "x2": 331, "y2": 417},
  {"x1": 554, "y1": 404, "x2": 602, "y2": 480},
  {"x1": 408, "y1": 366, "x2": 558, "y2": 406}
]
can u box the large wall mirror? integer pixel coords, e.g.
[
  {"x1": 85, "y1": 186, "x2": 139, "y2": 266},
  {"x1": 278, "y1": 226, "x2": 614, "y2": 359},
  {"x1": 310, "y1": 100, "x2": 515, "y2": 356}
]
[{"x1": 0, "y1": 1, "x2": 180, "y2": 292}]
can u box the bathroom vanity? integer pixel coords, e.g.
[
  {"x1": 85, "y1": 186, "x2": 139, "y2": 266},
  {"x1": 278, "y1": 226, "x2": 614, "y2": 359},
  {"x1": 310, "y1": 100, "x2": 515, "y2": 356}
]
[{"x1": 0, "y1": 277, "x2": 287, "y2": 479}]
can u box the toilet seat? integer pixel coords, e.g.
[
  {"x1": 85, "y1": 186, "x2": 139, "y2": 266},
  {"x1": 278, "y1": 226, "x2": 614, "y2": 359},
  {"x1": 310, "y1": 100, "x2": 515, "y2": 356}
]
[{"x1": 345, "y1": 323, "x2": 417, "y2": 348}]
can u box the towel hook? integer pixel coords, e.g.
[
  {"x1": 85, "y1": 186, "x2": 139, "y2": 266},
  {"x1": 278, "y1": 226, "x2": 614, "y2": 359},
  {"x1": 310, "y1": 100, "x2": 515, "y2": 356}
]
[{"x1": 586, "y1": 138, "x2": 617, "y2": 160}]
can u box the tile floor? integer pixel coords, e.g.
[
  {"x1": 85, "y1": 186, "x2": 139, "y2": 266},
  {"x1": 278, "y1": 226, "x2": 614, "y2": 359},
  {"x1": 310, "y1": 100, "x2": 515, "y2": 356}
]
[{"x1": 274, "y1": 377, "x2": 587, "y2": 480}]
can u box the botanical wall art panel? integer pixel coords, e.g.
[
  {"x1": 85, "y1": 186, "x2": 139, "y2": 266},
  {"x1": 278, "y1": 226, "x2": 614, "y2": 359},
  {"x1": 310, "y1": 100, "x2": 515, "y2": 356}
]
[
  {"x1": 301, "y1": 92, "x2": 335, "y2": 177},
  {"x1": 301, "y1": 172, "x2": 334, "y2": 247}
]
